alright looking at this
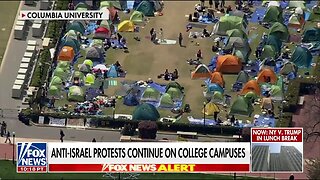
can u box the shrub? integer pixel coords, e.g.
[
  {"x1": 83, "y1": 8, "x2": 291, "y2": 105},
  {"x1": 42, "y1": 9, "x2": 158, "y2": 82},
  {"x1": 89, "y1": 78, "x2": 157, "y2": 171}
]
[{"x1": 138, "y1": 121, "x2": 158, "y2": 139}]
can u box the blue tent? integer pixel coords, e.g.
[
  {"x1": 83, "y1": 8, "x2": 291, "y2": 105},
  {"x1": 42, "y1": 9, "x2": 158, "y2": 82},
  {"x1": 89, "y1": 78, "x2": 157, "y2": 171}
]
[
  {"x1": 208, "y1": 56, "x2": 218, "y2": 71},
  {"x1": 107, "y1": 65, "x2": 118, "y2": 78},
  {"x1": 124, "y1": 93, "x2": 139, "y2": 106},
  {"x1": 207, "y1": 83, "x2": 224, "y2": 94}
]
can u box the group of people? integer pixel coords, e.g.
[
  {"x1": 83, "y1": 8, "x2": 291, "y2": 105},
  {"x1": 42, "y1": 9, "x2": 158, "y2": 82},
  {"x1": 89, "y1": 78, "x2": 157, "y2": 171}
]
[
  {"x1": 159, "y1": 69, "x2": 179, "y2": 81},
  {"x1": 1, "y1": 121, "x2": 13, "y2": 144},
  {"x1": 74, "y1": 97, "x2": 116, "y2": 115},
  {"x1": 150, "y1": 28, "x2": 165, "y2": 43}
]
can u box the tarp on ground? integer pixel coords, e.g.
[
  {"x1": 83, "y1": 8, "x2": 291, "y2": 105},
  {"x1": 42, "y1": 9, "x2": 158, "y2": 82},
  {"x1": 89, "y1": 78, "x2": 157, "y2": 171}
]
[
  {"x1": 263, "y1": 6, "x2": 283, "y2": 23},
  {"x1": 290, "y1": 46, "x2": 313, "y2": 68},
  {"x1": 68, "y1": 86, "x2": 85, "y2": 102},
  {"x1": 141, "y1": 87, "x2": 161, "y2": 101},
  {"x1": 302, "y1": 28, "x2": 320, "y2": 42},
  {"x1": 130, "y1": 11, "x2": 145, "y2": 23},
  {"x1": 159, "y1": 93, "x2": 174, "y2": 108},
  {"x1": 67, "y1": 21, "x2": 85, "y2": 35},
  {"x1": 257, "y1": 68, "x2": 278, "y2": 84},
  {"x1": 241, "y1": 80, "x2": 261, "y2": 95},
  {"x1": 229, "y1": 96, "x2": 254, "y2": 117},
  {"x1": 236, "y1": 70, "x2": 250, "y2": 83},
  {"x1": 166, "y1": 87, "x2": 183, "y2": 100},
  {"x1": 135, "y1": 1, "x2": 155, "y2": 16},
  {"x1": 202, "y1": 102, "x2": 220, "y2": 116},
  {"x1": 213, "y1": 16, "x2": 247, "y2": 36},
  {"x1": 132, "y1": 103, "x2": 160, "y2": 121},
  {"x1": 191, "y1": 64, "x2": 211, "y2": 79},
  {"x1": 118, "y1": 20, "x2": 135, "y2": 32},
  {"x1": 215, "y1": 55, "x2": 242, "y2": 74},
  {"x1": 206, "y1": 83, "x2": 224, "y2": 94},
  {"x1": 269, "y1": 22, "x2": 289, "y2": 42}
]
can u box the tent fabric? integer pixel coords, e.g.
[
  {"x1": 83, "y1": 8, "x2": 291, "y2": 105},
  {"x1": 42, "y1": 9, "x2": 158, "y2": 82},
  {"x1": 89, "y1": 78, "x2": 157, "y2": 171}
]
[
  {"x1": 53, "y1": 67, "x2": 66, "y2": 80},
  {"x1": 135, "y1": 1, "x2": 155, "y2": 17},
  {"x1": 61, "y1": 37, "x2": 80, "y2": 53},
  {"x1": 257, "y1": 68, "x2": 278, "y2": 84},
  {"x1": 211, "y1": 91, "x2": 224, "y2": 104},
  {"x1": 260, "y1": 45, "x2": 276, "y2": 60},
  {"x1": 290, "y1": 46, "x2": 313, "y2": 68},
  {"x1": 130, "y1": 11, "x2": 145, "y2": 23},
  {"x1": 207, "y1": 83, "x2": 224, "y2": 94},
  {"x1": 100, "y1": 20, "x2": 111, "y2": 29},
  {"x1": 91, "y1": 39, "x2": 104, "y2": 48},
  {"x1": 280, "y1": 62, "x2": 297, "y2": 75},
  {"x1": 160, "y1": 93, "x2": 174, "y2": 108},
  {"x1": 263, "y1": 6, "x2": 283, "y2": 23},
  {"x1": 67, "y1": 21, "x2": 85, "y2": 34},
  {"x1": 224, "y1": 37, "x2": 251, "y2": 62},
  {"x1": 79, "y1": 64, "x2": 91, "y2": 73},
  {"x1": 107, "y1": 65, "x2": 118, "y2": 78},
  {"x1": 50, "y1": 76, "x2": 62, "y2": 87},
  {"x1": 209, "y1": 72, "x2": 225, "y2": 87},
  {"x1": 165, "y1": 82, "x2": 183, "y2": 92},
  {"x1": 269, "y1": 22, "x2": 289, "y2": 42},
  {"x1": 270, "y1": 85, "x2": 283, "y2": 100},
  {"x1": 68, "y1": 86, "x2": 85, "y2": 102},
  {"x1": 95, "y1": 26, "x2": 110, "y2": 34},
  {"x1": 226, "y1": 29, "x2": 248, "y2": 39},
  {"x1": 83, "y1": 59, "x2": 93, "y2": 68},
  {"x1": 295, "y1": 7, "x2": 304, "y2": 15},
  {"x1": 85, "y1": 73, "x2": 95, "y2": 85},
  {"x1": 266, "y1": 34, "x2": 282, "y2": 53},
  {"x1": 86, "y1": 47, "x2": 103, "y2": 60},
  {"x1": 302, "y1": 28, "x2": 320, "y2": 42},
  {"x1": 100, "y1": 1, "x2": 112, "y2": 8},
  {"x1": 48, "y1": 85, "x2": 60, "y2": 97},
  {"x1": 236, "y1": 71, "x2": 250, "y2": 83},
  {"x1": 244, "y1": 91, "x2": 258, "y2": 101},
  {"x1": 124, "y1": 93, "x2": 139, "y2": 106},
  {"x1": 215, "y1": 55, "x2": 242, "y2": 74},
  {"x1": 118, "y1": 20, "x2": 135, "y2": 32},
  {"x1": 202, "y1": 102, "x2": 220, "y2": 116},
  {"x1": 64, "y1": 30, "x2": 78, "y2": 40},
  {"x1": 213, "y1": 16, "x2": 246, "y2": 35},
  {"x1": 132, "y1": 103, "x2": 160, "y2": 121},
  {"x1": 241, "y1": 80, "x2": 261, "y2": 95},
  {"x1": 288, "y1": 14, "x2": 304, "y2": 28},
  {"x1": 166, "y1": 87, "x2": 183, "y2": 100},
  {"x1": 73, "y1": 71, "x2": 85, "y2": 80},
  {"x1": 141, "y1": 87, "x2": 161, "y2": 100},
  {"x1": 75, "y1": 2, "x2": 88, "y2": 10},
  {"x1": 288, "y1": 1, "x2": 306, "y2": 9},
  {"x1": 58, "y1": 46, "x2": 75, "y2": 61},
  {"x1": 57, "y1": 61, "x2": 70, "y2": 70},
  {"x1": 268, "y1": 1, "x2": 280, "y2": 7},
  {"x1": 229, "y1": 96, "x2": 254, "y2": 117},
  {"x1": 191, "y1": 64, "x2": 211, "y2": 79},
  {"x1": 234, "y1": 50, "x2": 246, "y2": 63}
]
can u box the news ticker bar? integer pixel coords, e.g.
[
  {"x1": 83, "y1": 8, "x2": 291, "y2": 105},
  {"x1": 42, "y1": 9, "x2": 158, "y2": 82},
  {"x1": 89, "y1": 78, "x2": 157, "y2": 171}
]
[
  {"x1": 251, "y1": 128, "x2": 303, "y2": 142},
  {"x1": 18, "y1": 11, "x2": 109, "y2": 20}
]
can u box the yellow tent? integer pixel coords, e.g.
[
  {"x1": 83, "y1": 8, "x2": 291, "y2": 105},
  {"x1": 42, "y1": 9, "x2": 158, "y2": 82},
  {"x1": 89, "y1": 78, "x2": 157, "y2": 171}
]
[
  {"x1": 118, "y1": 20, "x2": 134, "y2": 32},
  {"x1": 202, "y1": 102, "x2": 220, "y2": 116}
]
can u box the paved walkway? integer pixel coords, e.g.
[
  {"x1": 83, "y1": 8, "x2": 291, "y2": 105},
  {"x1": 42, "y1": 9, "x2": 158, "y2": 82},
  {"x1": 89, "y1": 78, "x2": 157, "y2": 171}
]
[{"x1": 0, "y1": 1, "x2": 43, "y2": 110}]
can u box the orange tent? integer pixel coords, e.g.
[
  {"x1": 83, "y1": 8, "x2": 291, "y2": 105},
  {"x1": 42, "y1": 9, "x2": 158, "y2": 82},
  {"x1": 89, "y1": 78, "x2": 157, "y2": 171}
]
[
  {"x1": 257, "y1": 68, "x2": 277, "y2": 84},
  {"x1": 215, "y1": 55, "x2": 242, "y2": 73},
  {"x1": 58, "y1": 46, "x2": 75, "y2": 61},
  {"x1": 191, "y1": 64, "x2": 211, "y2": 79},
  {"x1": 210, "y1": 71, "x2": 225, "y2": 87},
  {"x1": 240, "y1": 80, "x2": 261, "y2": 95}
]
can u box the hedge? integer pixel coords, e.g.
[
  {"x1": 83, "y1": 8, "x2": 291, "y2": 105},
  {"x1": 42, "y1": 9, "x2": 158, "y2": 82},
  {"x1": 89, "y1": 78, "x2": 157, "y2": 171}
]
[{"x1": 30, "y1": 49, "x2": 50, "y2": 87}]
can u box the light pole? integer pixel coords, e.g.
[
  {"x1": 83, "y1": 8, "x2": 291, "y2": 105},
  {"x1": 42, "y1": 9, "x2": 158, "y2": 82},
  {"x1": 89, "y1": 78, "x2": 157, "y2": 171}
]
[
  {"x1": 12, "y1": 132, "x2": 15, "y2": 164},
  {"x1": 203, "y1": 102, "x2": 206, "y2": 127}
]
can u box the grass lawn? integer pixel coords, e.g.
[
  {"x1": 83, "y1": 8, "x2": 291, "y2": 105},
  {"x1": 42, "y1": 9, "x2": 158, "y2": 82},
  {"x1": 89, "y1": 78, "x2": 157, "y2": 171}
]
[
  {"x1": 0, "y1": 1, "x2": 20, "y2": 65},
  {"x1": 0, "y1": 160, "x2": 265, "y2": 180}
]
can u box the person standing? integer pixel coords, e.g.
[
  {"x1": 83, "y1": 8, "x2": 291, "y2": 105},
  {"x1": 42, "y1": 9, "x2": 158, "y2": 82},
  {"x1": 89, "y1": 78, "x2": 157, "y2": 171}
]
[
  {"x1": 209, "y1": 0, "x2": 213, "y2": 8},
  {"x1": 92, "y1": 138, "x2": 97, "y2": 142},
  {"x1": 200, "y1": 0, "x2": 205, "y2": 7},
  {"x1": 178, "y1": 33, "x2": 183, "y2": 47},
  {"x1": 159, "y1": 28, "x2": 164, "y2": 42},
  {"x1": 214, "y1": 0, "x2": 219, "y2": 9},
  {"x1": 289, "y1": 174, "x2": 295, "y2": 180},
  {"x1": 117, "y1": 33, "x2": 122, "y2": 44},
  {"x1": 60, "y1": 130, "x2": 65, "y2": 142},
  {"x1": 4, "y1": 131, "x2": 11, "y2": 144},
  {"x1": 220, "y1": 0, "x2": 225, "y2": 8},
  {"x1": 2, "y1": 121, "x2": 7, "y2": 134},
  {"x1": 150, "y1": 28, "x2": 154, "y2": 37}
]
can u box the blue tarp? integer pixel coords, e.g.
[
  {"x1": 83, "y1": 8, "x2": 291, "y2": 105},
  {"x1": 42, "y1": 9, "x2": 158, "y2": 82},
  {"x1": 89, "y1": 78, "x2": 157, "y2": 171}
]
[
  {"x1": 189, "y1": 119, "x2": 217, "y2": 126},
  {"x1": 85, "y1": 22, "x2": 98, "y2": 35},
  {"x1": 208, "y1": 56, "x2": 217, "y2": 71},
  {"x1": 254, "y1": 116, "x2": 276, "y2": 127},
  {"x1": 250, "y1": 7, "x2": 266, "y2": 23},
  {"x1": 124, "y1": 93, "x2": 139, "y2": 106},
  {"x1": 148, "y1": 83, "x2": 166, "y2": 94}
]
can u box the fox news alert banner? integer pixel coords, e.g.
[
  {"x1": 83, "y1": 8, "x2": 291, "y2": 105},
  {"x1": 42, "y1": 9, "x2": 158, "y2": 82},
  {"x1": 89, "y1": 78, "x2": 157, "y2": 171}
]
[
  {"x1": 18, "y1": 10, "x2": 109, "y2": 20},
  {"x1": 17, "y1": 142, "x2": 251, "y2": 173},
  {"x1": 251, "y1": 128, "x2": 303, "y2": 142}
]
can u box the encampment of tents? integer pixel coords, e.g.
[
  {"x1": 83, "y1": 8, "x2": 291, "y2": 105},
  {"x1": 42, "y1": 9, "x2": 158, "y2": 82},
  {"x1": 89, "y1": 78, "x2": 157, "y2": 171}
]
[
  {"x1": 290, "y1": 46, "x2": 313, "y2": 68},
  {"x1": 141, "y1": 87, "x2": 161, "y2": 101},
  {"x1": 209, "y1": 72, "x2": 225, "y2": 87},
  {"x1": 257, "y1": 68, "x2": 278, "y2": 84},
  {"x1": 67, "y1": 21, "x2": 85, "y2": 35},
  {"x1": 263, "y1": 6, "x2": 283, "y2": 23},
  {"x1": 268, "y1": 22, "x2": 289, "y2": 42},
  {"x1": 68, "y1": 86, "x2": 85, "y2": 102},
  {"x1": 213, "y1": 16, "x2": 247, "y2": 36},
  {"x1": 215, "y1": 55, "x2": 242, "y2": 74},
  {"x1": 58, "y1": 46, "x2": 75, "y2": 61},
  {"x1": 229, "y1": 96, "x2": 253, "y2": 117},
  {"x1": 130, "y1": 11, "x2": 145, "y2": 23},
  {"x1": 160, "y1": 93, "x2": 174, "y2": 108},
  {"x1": 202, "y1": 102, "x2": 220, "y2": 116},
  {"x1": 118, "y1": 20, "x2": 135, "y2": 32},
  {"x1": 132, "y1": 103, "x2": 160, "y2": 121},
  {"x1": 302, "y1": 28, "x2": 320, "y2": 43},
  {"x1": 191, "y1": 64, "x2": 211, "y2": 79},
  {"x1": 86, "y1": 47, "x2": 103, "y2": 62},
  {"x1": 135, "y1": 1, "x2": 155, "y2": 16},
  {"x1": 241, "y1": 80, "x2": 261, "y2": 95}
]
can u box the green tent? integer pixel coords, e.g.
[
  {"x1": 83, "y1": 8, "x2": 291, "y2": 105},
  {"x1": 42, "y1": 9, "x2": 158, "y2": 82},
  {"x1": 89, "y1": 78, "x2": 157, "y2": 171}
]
[
  {"x1": 225, "y1": 37, "x2": 251, "y2": 63},
  {"x1": 260, "y1": 45, "x2": 276, "y2": 60},
  {"x1": 234, "y1": 50, "x2": 246, "y2": 63},
  {"x1": 73, "y1": 71, "x2": 85, "y2": 82},
  {"x1": 211, "y1": 91, "x2": 224, "y2": 104},
  {"x1": 236, "y1": 71, "x2": 250, "y2": 83},
  {"x1": 270, "y1": 85, "x2": 283, "y2": 101},
  {"x1": 229, "y1": 96, "x2": 254, "y2": 117},
  {"x1": 141, "y1": 87, "x2": 160, "y2": 100},
  {"x1": 269, "y1": 22, "x2": 289, "y2": 42},
  {"x1": 160, "y1": 93, "x2": 174, "y2": 108},
  {"x1": 280, "y1": 62, "x2": 297, "y2": 75},
  {"x1": 67, "y1": 21, "x2": 85, "y2": 35},
  {"x1": 48, "y1": 85, "x2": 60, "y2": 97},
  {"x1": 83, "y1": 59, "x2": 93, "y2": 68},
  {"x1": 68, "y1": 86, "x2": 85, "y2": 102},
  {"x1": 53, "y1": 67, "x2": 66, "y2": 80},
  {"x1": 100, "y1": 1, "x2": 112, "y2": 8},
  {"x1": 85, "y1": 73, "x2": 95, "y2": 85},
  {"x1": 132, "y1": 103, "x2": 160, "y2": 121},
  {"x1": 266, "y1": 35, "x2": 282, "y2": 53},
  {"x1": 226, "y1": 29, "x2": 248, "y2": 39},
  {"x1": 62, "y1": 37, "x2": 80, "y2": 53},
  {"x1": 290, "y1": 46, "x2": 313, "y2": 68},
  {"x1": 165, "y1": 82, "x2": 183, "y2": 92},
  {"x1": 263, "y1": 6, "x2": 283, "y2": 23},
  {"x1": 64, "y1": 30, "x2": 78, "y2": 40},
  {"x1": 130, "y1": 11, "x2": 145, "y2": 23},
  {"x1": 50, "y1": 76, "x2": 62, "y2": 87},
  {"x1": 288, "y1": 1, "x2": 306, "y2": 9},
  {"x1": 302, "y1": 28, "x2": 320, "y2": 43},
  {"x1": 213, "y1": 16, "x2": 246, "y2": 35},
  {"x1": 136, "y1": 1, "x2": 155, "y2": 16},
  {"x1": 57, "y1": 61, "x2": 70, "y2": 70},
  {"x1": 75, "y1": 2, "x2": 88, "y2": 11},
  {"x1": 79, "y1": 64, "x2": 91, "y2": 73},
  {"x1": 91, "y1": 39, "x2": 104, "y2": 47},
  {"x1": 244, "y1": 91, "x2": 258, "y2": 102},
  {"x1": 100, "y1": 20, "x2": 111, "y2": 30},
  {"x1": 166, "y1": 87, "x2": 183, "y2": 100}
]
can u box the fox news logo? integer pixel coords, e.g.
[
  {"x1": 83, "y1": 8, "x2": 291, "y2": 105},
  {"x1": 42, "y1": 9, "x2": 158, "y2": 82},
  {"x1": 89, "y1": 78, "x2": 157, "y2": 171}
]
[{"x1": 17, "y1": 142, "x2": 47, "y2": 173}]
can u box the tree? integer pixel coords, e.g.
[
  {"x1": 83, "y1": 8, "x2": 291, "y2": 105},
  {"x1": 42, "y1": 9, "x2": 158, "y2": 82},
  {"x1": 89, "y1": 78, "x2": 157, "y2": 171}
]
[
  {"x1": 138, "y1": 121, "x2": 158, "y2": 139},
  {"x1": 306, "y1": 158, "x2": 320, "y2": 180},
  {"x1": 121, "y1": 124, "x2": 135, "y2": 136},
  {"x1": 304, "y1": 88, "x2": 320, "y2": 142}
]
